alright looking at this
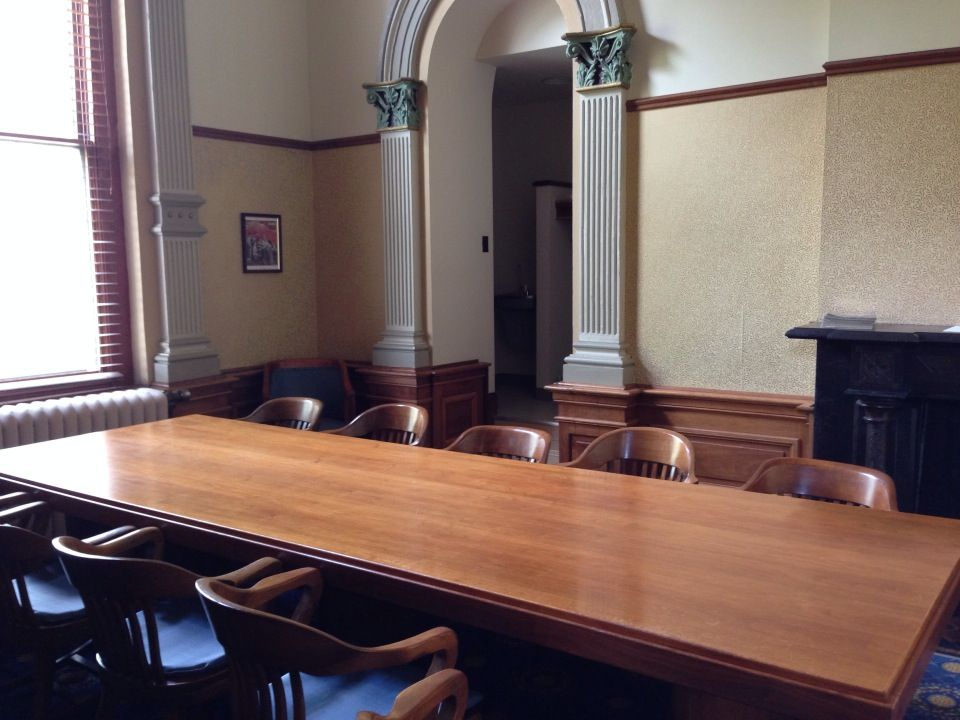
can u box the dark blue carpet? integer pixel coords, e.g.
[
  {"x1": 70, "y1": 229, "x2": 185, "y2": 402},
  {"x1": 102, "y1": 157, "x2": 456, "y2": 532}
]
[{"x1": 907, "y1": 653, "x2": 960, "y2": 719}]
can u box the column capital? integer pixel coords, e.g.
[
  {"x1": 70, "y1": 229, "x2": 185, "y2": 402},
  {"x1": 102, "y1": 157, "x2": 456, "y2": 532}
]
[
  {"x1": 563, "y1": 25, "x2": 636, "y2": 90},
  {"x1": 363, "y1": 78, "x2": 424, "y2": 131}
]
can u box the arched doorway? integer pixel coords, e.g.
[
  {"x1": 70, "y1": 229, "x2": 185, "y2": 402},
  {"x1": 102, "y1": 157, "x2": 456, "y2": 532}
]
[{"x1": 362, "y1": 0, "x2": 634, "y2": 443}]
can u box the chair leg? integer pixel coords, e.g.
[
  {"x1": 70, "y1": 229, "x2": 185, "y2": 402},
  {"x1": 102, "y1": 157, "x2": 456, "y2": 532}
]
[
  {"x1": 95, "y1": 689, "x2": 121, "y2": 720},
  {"x1": 32, "y1": 652, "x2": 54, "y2": 720}
]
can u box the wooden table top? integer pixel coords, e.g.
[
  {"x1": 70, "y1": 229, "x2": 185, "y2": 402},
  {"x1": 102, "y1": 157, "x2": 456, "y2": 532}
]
[{"x1": 2, "y1": 415, "x2": 959, "y2": 720}]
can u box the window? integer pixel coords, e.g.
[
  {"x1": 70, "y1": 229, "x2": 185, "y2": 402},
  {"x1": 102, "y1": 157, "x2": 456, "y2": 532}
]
[{"x1": 0, "y1": 0, "x2": 130, "y2": 401}]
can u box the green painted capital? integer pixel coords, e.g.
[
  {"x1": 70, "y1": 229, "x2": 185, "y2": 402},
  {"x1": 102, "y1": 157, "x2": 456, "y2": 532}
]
[
  {"x1": 563, "y1": 26, "x2": 635, "y2": 89},
  {"x1": 363, "y1": 78, "x2": 423, "y2": 130}
]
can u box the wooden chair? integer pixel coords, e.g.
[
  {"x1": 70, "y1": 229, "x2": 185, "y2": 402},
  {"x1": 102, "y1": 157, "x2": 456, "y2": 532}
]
[
  {"x1": 356, "y1": 668, "x2": 468, "y2": 720},
  {"x1": 564, "y1": 427, "x2": 697, "y2": 483},
  {"x1": 53, "y1": 527, "x2": 281, "y2": 718},
  {"x1": 196, "y1": 565, "x2": 465, "y2": 720},
  {"x1": 242, "y1": 397, "x2": 323, "y2": 431},
  {"x1": 0, "y1": 493, "x2": 133, "y2": 720},
  {"x1": 327, "y1": 403, "x2": 429, "y2": 446},
  {"x1": 263, "y1": 358, "x2": 356, "y2": 430},
  {"x1": 741, "y1": 457, "x2": 898, "y2": 510},
  {"x1": 445, "y1": 425, "x2": 551, "y2": 463}
]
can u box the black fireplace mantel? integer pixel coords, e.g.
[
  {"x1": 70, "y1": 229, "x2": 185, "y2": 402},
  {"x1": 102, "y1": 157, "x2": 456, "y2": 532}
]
[{"x1": 788, "y1": 323, "x2": 960, "y2": 517}]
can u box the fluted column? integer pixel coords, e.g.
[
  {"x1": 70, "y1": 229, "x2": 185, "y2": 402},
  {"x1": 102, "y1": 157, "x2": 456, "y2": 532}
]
[
  {"x1": 144, "y1": 0, "x2": 219, "y2": 384},
  {"x1": 364, "y1": 79, "x2": 431, "y2": 368},
  {"x1": 562, "y1": 26, "x2": 635, "y2": 386}
]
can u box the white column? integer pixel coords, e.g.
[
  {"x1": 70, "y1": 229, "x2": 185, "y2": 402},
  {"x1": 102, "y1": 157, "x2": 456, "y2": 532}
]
[
  {"x1": 364, "y1": 79, "x2": 431, "y2": 368},
  {"x1": 374, "y1": 129, "x2": 430, "y2": 367},
  {"x1": 144, "y1": 0, "x2": 219, "y2": 384},
  {"x1": 562, "y1": 26, "x2": 636, "y2": 386},
  {"x1": 563, "y1": 85, "x2": 634, "y2": 385}
]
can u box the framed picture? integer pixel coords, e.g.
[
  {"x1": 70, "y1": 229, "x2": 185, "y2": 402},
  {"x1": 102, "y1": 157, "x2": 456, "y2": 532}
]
[{"x1": 240, "y1": 213, "x2": 282, "y2": 273}]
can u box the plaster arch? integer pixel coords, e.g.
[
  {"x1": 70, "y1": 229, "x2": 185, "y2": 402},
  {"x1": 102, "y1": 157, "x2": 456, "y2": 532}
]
[{"x1": 378, "y1": 0, "x2": 624, "y2": 82}]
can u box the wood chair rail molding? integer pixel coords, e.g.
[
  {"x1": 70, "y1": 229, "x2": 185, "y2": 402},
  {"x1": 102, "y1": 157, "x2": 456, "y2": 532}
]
[{"x1": 548, "y1": 383, "x2": 813, "y2": 486}]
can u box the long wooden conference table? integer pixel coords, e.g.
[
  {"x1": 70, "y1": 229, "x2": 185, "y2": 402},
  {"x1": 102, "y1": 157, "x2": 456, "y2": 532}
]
[{"x1": 1, "y1": 414, "x2": 960, "y2": 719}]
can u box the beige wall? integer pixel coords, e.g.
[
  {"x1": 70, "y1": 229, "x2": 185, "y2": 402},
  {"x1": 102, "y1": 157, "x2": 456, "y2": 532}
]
[
  {"x1": 193, "y1": 138, "x2": 318, "y2": 368},
  {"x1": 185, "y1": 0, "x2": 312, "y2": 140},
  {"x1": 828, "y1": 0, "x2": 960, "y2": 61},
  {"x1": 819, "y1": 64, "x2": 960, "y2": 324},
  {"x1": 633, "y1": 0, "x2": 829, "y2": 99},
  {"x1": 312, "y1": 144, "x2": 385, "y2": 361},
  {"x1": 307, "y1": 0, "x2": 394, "y2": 140},
  {"x1": 635, "y1": 88, "x2": 826, "y2": 395}
]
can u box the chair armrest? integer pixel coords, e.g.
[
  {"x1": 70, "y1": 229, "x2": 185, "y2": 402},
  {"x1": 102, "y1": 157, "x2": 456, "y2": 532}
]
[
  {"x1": 0, "y1": 499, "x2": 46, "y2": 522},
  {"x1": 211, "y1": 557, "x2": 284, "y2": 588},
  {"x1": 245, "y1": 566, "x2": 323, "y2": 622},
  {"x1": 0, "y1": 491, "x2": 33, "y2": 510},
  {"x1": 93, "y1": 526, "x2": 165, "y2": 559},
  {"x1": 82, "y1": 525, "x2": 137, "y2": 545},
  {"x1": 330, "y1": 626, "x2": 458, "y2": 676},
  {"x1": 356, "y1": 668, "x2": 468, "y2": 720}
]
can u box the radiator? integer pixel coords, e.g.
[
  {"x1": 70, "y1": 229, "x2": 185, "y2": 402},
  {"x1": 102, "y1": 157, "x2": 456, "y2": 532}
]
[{"x1": 0, "y1": 388, "x2": 169, "y2": 450}]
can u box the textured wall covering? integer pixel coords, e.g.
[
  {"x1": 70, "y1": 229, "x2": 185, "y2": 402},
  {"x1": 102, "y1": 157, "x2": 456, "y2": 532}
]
[
  {"x1": 634, "y1": 88, "x2": 826, "y2": 395},
  {"x1": 819, "y1": 64, "x2": 960, "y2": 323},
  {"x1": 193, "y1": 138, "x2": 318, "y2": 367},
  {"x1": 312, "y1": 143, "x2": 385, "y2": 361}
]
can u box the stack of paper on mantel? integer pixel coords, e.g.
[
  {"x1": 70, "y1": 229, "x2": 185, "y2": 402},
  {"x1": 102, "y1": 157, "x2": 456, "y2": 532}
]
[{"x1": 820, "y1": 313, "x2": 876, "y2": 330}]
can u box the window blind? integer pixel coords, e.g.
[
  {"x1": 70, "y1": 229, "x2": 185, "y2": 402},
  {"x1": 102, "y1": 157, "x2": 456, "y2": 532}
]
[
  {"x1": 73, "y1": 0, "x2": 131, "y2": 381},
  {"x1": 0, "y1": 0, "x2": 130, "y2": 397}
]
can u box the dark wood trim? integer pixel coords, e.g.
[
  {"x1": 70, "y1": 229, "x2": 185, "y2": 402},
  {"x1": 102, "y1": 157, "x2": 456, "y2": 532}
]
[
  {"x1": 311, "y1": 133, "x2": 381, "y2": 151},
  {"x1": 823, "y1": 46, "x2": 960, "y2": 77},
  {"x1": 192, "y1": 125, "x2": 315, "y2": 150},
  {"x1": 0, "y1": 372, "x2": 128, "y2": 405},
  {"x1": 628, "y1": 46, "x2": 960, "y2": 113},
  {"x1": 627, "y1": 74, "x2": 827, "y2": 112},
  {"x1": 192, "y1": 125, "x2": 380, "y2": 152},
  {"x1": 548, "y1": 383, "x2": 813, "y2": 486}
]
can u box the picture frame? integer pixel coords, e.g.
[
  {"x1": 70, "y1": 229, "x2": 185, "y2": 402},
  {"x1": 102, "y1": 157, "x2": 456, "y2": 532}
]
[{"x1": 240, "y1": 213, "x2": 282, "y2": 273}]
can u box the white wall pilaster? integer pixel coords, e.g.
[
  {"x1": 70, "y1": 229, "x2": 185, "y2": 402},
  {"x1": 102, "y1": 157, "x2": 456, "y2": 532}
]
[
  {"x1": 563, "y1": 85, "x2": 634, "y2": 386},
  {"x1": 364, "y1": 79, "x2": 431, "y2": 368},
  {"x1": 563, "y1": 26, "x2": 636, "y2": 387},
  {"x1": 373, "y1": 128, "x2": 431, "y2": 368},
  {"x1": 144, "y1": 0, "x2": 219, "y2": 384}
]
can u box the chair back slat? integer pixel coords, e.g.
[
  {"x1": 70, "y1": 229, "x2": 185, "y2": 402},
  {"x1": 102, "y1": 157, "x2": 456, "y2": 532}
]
[
  {"x1": 566, "y1": 428, "x2": 696, "y2": 483},
  {"x1": 197, "y1": 568, "x2": 461, "y2": 720},
  {"x1": 445, "y1": 425, "x2": 551, "y2": 464},
  {"x1": 0, "y1": 504, "x2": 57, "y2": 637},
  {"x1": 742, "y1": 457, "x2": 898, "y2": 510},
  {"x1": 243, "y1": 397, "x2": 323, "y2": 432},
  {"x1": 53, "y1": 534, "x2": 207, "y2": 688},
  {"x1": 329, "y1": 404, "x2": 429, "y2": 446}
]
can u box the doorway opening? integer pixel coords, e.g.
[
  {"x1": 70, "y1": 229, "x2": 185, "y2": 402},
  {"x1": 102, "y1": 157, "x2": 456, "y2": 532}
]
[{"x1": 489, "y1": 47, "x2": 572, "y2": 439}]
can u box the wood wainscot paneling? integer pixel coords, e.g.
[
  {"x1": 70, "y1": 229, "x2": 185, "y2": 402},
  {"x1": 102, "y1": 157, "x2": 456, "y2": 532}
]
[
  {"x1": 157, "y1": 374, "x2": 237, "y2": 418},
  {"x1": 226, "y1": 365, "x2": 265, "y2": 418},
  {"x1": 155, "y1": 365, "x2": 265, "y2": 419},
  {"x1": 353, "y1": 361, "x2": 489, "y2": 448},
  {"x1": 548, "y1": 383, "x2": 813, "y2": 487},
  {"x1": 548, "y1": 383, "x2": 644, "y2": 462}
]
